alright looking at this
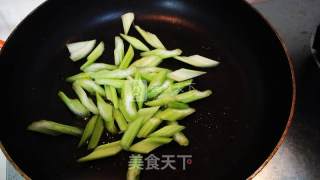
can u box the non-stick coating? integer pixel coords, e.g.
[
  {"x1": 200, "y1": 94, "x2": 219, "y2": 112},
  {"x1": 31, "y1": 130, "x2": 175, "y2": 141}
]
[{"x1": 0, "y1": 0, "x2": 294, "y2": 179}]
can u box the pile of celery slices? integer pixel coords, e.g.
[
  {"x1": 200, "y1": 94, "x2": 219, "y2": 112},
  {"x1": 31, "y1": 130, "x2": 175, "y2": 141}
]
[{"x1": 27, "y1": 12, "x2": 219, "y2": 179}]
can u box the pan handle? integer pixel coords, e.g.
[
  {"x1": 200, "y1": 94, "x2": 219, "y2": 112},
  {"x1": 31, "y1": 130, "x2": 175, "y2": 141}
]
[{"x1": 0, "y1": 39, "x2": 4, "y2": 48}]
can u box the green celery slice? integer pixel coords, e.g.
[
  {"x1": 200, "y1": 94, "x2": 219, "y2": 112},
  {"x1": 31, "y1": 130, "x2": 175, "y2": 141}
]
[
  {"x1": 95, "y1": 79, "x2": 125, "y2": 89},
  {"x1": 130, "y1": 55, "x2": 162, "y2": 67},
  {"x1": 73, "y1": 83, "x2": 99, "y2": 114},
  {"x1": 140, "y1": 49, "x2": 182, "y2": 59},
  {"x1": 88, "y1": 116, "x2": 104, "y2": 149},
  {"x1": 168, "y1": 68, "x2": 206, "y2": 82},
  {"x1": 129, "y1": 137, "x2": 172, "y2": 154},
  {"x1": 58, "y1": 91, "x2": 90, "y2": 117},
  {"x1": 149, "y1": 124, "x2": 185, "y2": 137},
  {"x1": 174, "y1": 55, "x2": 219, "y2": 68},
  {"x1": 114, "y1": 36, "x2": 124, "y2": 65},
  {"x1": 78, "y1": 141, "x2": 122, "y2": 162},
  {"x1": 134, "y1": 25, "x2": 165, "y2": 49},
  {"x1": 78, "y1": 115, "x2": 98, "y2": 147},
  {"x1": 119, "y1": 45, "x2": 134, "y2": 69},
  {"x1": 81, "y1": 41, "x2": 105, "y2": 70},
  {"x1": 83, "y1": 63, "x2": 117, "y2": 72},
  {"x1": 121, "y1": 12, "x2": 134, "y2": 34},
  {"x1": 155, "y1": 108, "x2": 195, "y2": 121},
  {"x1": 121, "y1": 80, "x2": 137, "y2": 121},
  {"x1": 67, "y1": 40, "x2": 96, "y2": 62},
  {"x1": 27, "y1": 120, "x2": 83, "y2": 137},
  {"x1": 120, "y1": 34, "x2": 150, "y2": 51},
  {"x1": 74, "y1": 79, "x2": 105, "y2": 97},
  {"x1": 175, "y1": 89, "x2": 212, "y2": 103}
]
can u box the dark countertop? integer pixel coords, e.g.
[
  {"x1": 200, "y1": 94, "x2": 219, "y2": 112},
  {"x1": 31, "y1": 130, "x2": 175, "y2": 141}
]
[{"x1": 252, "y1": 0, "x2": 320, "y2": 179}]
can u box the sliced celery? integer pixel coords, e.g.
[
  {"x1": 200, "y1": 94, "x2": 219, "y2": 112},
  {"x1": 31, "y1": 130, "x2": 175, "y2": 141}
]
[
  {"x1": 27, "y1": 120, "x2": 83, "y2": 137},
  {"x1": 174, "y1": 55, "x2": 219, "y2": 68},
  {"x1": 140, "y1": 49, "x2": 182, "y2": 59},
  {"x1": 120, "y1": 34, "x2": 150, "y2": 51},
  {"x1": 58, "y1": 91, "x2": 90, "y2": 117},
  {"x1": 67, "y1": 40, "x2": 96, "y2": 62},
  {"x1": 134, "y1": 25, "x2": 165, "y2": 49},
  {"x1": 80, "y1": 41, "x2": 105, "y2": 70},
  {"x1": 168, "y1": 68, "x2": 206, "y2": 81},
  {"x1": 121, "y1": 12, "x2": 134, "y2": 34},
  {"x1": 114, "y1": 36, "x2": 124, "y2": 65}
]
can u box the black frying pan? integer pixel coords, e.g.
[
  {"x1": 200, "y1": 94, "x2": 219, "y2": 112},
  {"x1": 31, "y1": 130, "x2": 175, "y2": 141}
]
[{"x1": 0, "y1": 0, "x2": 295, "y2": 179}]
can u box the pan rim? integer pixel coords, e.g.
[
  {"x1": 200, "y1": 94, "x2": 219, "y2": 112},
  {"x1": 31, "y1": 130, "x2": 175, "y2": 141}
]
[
  {"x1": 244, "y1": 0, "x2": 296, "y2": 179},
  {"x1": 0, "y1": 0, "x2": 297, "y2": 179}
]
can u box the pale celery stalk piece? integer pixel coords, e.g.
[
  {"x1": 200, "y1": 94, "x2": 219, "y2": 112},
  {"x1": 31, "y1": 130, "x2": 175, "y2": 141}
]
[
  {"x1": 90, "y1": 67, "x2": 136, "y2": 79},
  {"x1": 140, "y1": 72, "x2": 157, "y2": 82},
  {"x1": 109, "y1": 86, "x2": 119, "y2": 109},
  {"x1": 96, "y1": 93, "x2": 114, "y2": 133},
  {"x1": 147, "y1": 80, "x2": 172, "y2": 99},
  {"x1": 174, "y1": 55, "x2": 220, "y2": 68},
  {"x1": 168, "y1": 68, "x2": 206, "y2": 82},
  {"x1": 95, "y1": 79, "x2": 125, "y2": 89},
  {"x1": 88, "y1": 116, "x2": 104, "y2": 149},
  {"x1": 156, "y1": 108, "x2": 195, "y2": 121},
  {"x1": 81, "y1": 41, "x2": 105, "y2": 70},
  {"x1": 149, "y1": 124, "x2": 185, "y2": 137},
  {"x1": 96, "y1": 140, "x2": 121, "y2": 150},
  {"x1": 121, "y1": 12, "x2": 134, "y2": 34},
  {"x1": 73, "y1": 83, "x2": 99, "y2": 114},
  {"x1": 105, "y1": 85, "x2": 112, "y2": 101},
  {"x1": 120, "y1": 116, "x2": 144, "y2": 150},
  {"x1": 169, "y1": 121, "x2": 189, "y2": 146},
  {"x1": 114, "y1": 36, "x2": 124, "y2": 65},
  {"x1": 119, "y1": 45, "x2": 134, "y2": 69},
  {"x1": 96, "y1": 93, "x2": 112, "y2": 121},
  {"x1": 120, "y1": 34, "x2": 150, "y2": 51},
  {"x1": 121, "y1": 80, "x2": 137, "y2": 121},
  {"x1": 83, "y1": 63, "x2": 117, "y2": 72},
  {"x1": 137, "y1": 67, "x2": 168, "y2": 74},
  {"x1": 74, "y1": 79, "x2": 105, "y2": 97},
  {"x1": 67, "y1": 40, "x2": 96, "y2": 61},
  {"x1": 66, "y1": 72, "x2": 90, "y2": 82},
  {"x1": 114, "y1": 109, "x2": 128, "y2": 132},
  {"x1": 134, "y1": 25, "x2": 165, "y2": 49},
  {"x1": 137, "y1": 117, "x2": 162, "y2": 138},
  {"x1": 146, "y1": 89, "x2": 212, "y2": 106},
  {"x1": 105, "y1": 117, "x2": 118, "y2": 135},
  {"x1": 121, "y1": 107, "x2": 159, "y2": 150},
  {"x1": 133, "y1": 73, "x2": 147, "y2": 109},
  {"x1": 129, "y1": 137, "x2": 172, "y2": 154},
  {"x1": 167, "y1": 101, "x2": 190, "y2": 109},
  {"x1": 145, "y1": 95, "x2": 176, "y2": 107},
  {"x1": 140, "y1": 49, "x2": 182, "y2": 59},
  {"x1": 119, "y1": 98, "x2": 135, "y2": 122},
  {"x1": 130, "y1": 55, "x2": 162, "y2": 67},
  {"x1": 78, "y1": 115, "x2": 98, "y2": 147},
  {"x1": 173, "y1": 132, "x2": 189, "y2": 146},
  {"x1": 58, "y1": 91, "x2": 90, "y2": 117},
  {"x1": 137, "y1": 106, "x2": 160, "y2": 124},
  {"x1": 158, "y1": 79, "x2": 193, "y2": 98},
  {"x1": 176, "y1": 89, "x2": 212, "y2": 103},
  {"x1": 148, "y1": 70, "x2": 167, "y2": 90},
  {"x1": 27, "y1": 120, "x2": 83, "y2": 137},
  {"x1": 78, "y1": 141, "x2": 122, "y2": 162}
]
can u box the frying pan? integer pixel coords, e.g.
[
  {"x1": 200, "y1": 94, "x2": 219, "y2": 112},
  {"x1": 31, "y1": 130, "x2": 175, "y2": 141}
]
[{"x1": 0, "y1": 0, "x2": 295, "y2": 179}]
